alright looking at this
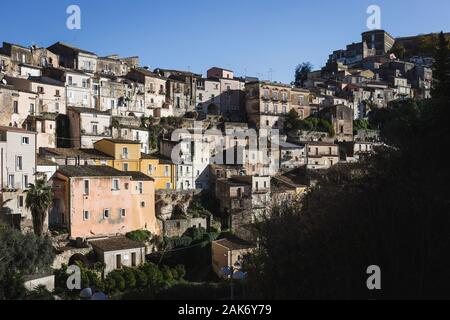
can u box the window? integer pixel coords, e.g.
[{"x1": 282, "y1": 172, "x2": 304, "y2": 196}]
[
  {"x1": 111, "y1": 100, "x2": 115, "y2": 108},
  {"x1": 124, "y1": 183, "x2": 129, "y2": 190},
  {"x1": 299, "y1": 96, "x2": 305, "y2": 105},
  {"x1": 23, "y1": 175, "x2": 29, "y2": 189},
  {"x1": 16, "y1": 156, "x2": 23, "y2": 171},
  {"x1": 112, "y1": 179, "x2": 119, "y2": 190},
  {"x1": 122, "y1": 147, "x2": 129, "y2": 159},
  {"x1": 199, "y1": 93, "x2": 203, "y2": 101},
  {"x1": 82, "y1": 79, "x2": 88, "y2": 88},
  {"x1": 274, "y1": 104, "x2": 278, "y2": 113},
  {"x1": 83, "y1": 211, "x2": 90, "y2": 221},
  {"x1": 22, "y1": 137, "x2": 29, "y2": 144},
  {"x1": 55, "y1": 102, "x2": 60, "y2": 112},
  {"x1": 264, "y1": 103, "x2": 269, "y2": 113},
  {"x1": 140, "y1": 201, "x2": 146, "y2": 208},
  {"x1": 164, "y1": 166, "x2": 169, "y2": 177},
  {"x1": 8, "y1": 175, "x2": 15, "y2": 188},
  {"x1": 263, "y1": 89, "x2": 269, "y2": 99},
  {"x1": 273, "y1": 91, "x2": 279, "y2": 100},
  {"x1": 38, "y1": 86, "x2": 44, "y2": 94},
  {"x1": 123, "y1": 163, "x2": 129, "y2": 171},
  {"x1": 120, "y1": 208, "x2": 126, "y2": 218},
  {"x1": 68, "y1": 76, "x2": 73, "y2": 85},
  {"x1": 166, "y1": 182, "x2": 171, "y2": 189},
  {"x1": 138, "y1": 182, "x2": 143, "y2": 194},
  {"x1": 83, "y1": 179, "x2": 89, "y2": 195},
  {"x1": 92, "y1": 124, "x2": 98, "y2": 135},
  {"x1": 18, "y1": 196, "x2": 24, "y2": 208},
  {"x1": 103, "y1": 209, "x2": 110, "y2": 219},
  {"x1": 29, "y1": 103, "x2": 35, "y2": 113},
  {"x1": 55, "y1": 89, "x2": 60, "y2": 96},
  {"x1": 131, "y1": 252, "x2": 137, "y2": 267},
  {"x1": 148, "y1": 164, "x2": 154, "y2": 174},
  {"x1": 282, "y1": 105, "x2": 287, "y2": 114},
  {"x1": 116, "y1": 254, "x2": 122, "y2": 269},
  {"x1": 13, "y1": 101, "x2": 18, "y2": 113}
]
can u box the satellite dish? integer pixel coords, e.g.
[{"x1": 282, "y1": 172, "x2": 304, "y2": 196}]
[
  {"x1": 233, "y1": 270, "x2": 247, "y2": 280},
  {"x1": 80, "y1": 288, "x2": 93, "y2": 299}
]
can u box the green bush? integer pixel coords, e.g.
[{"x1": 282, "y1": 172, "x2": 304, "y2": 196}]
[
  {"x1": 134, "y1": 269, "x2": 148, "y2": 288},
  {"x1": 122, "y1": 268, "x2": 137, "y2": 289},
  {"x1": 126, "y1": 230, "x2": 152, "y2": 243}
]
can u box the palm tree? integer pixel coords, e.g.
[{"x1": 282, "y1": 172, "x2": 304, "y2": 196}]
[{"x1": 25, "y1": 179, "x2": 53, "y2": 237}]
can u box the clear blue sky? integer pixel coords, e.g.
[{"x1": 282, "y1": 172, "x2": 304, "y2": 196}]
[{"x1": 1, "y1": 0, "x2": 449, "y2": 83}]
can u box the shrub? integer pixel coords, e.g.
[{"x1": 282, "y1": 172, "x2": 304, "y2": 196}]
[
  {"x1": 134, "y1": 269, "x2": 148, "y2": 289},
  {"x1": 122, "y1": 268, "x2": 137, "y2": 289},
  {"x1": 126, "y1": 230, "x2": 152, "y2": 243}
]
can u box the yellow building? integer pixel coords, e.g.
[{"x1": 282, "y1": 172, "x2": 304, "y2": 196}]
[
  {"x1": 94, "y1": 138, "x2": 176, "y2": 190},
  {"x1": 140, "y1": 154, "x2": 176, "y2": 190},
  {"x1": 94, "y1": 139, "x2": 141, "y2": 172}
]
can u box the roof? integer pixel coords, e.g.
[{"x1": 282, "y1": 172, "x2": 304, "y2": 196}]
[
  {"x1": 57, "y1": 165, "x2": 153, "y2": 181},
  {"x1": 140, "y1": 153, "x2": 173, "y2": 164},
  {"x1": 37, "y1": 157, "x2": 58, "y2": 166},
  {"x1": 90, "y1": 236, "x2": 145, "y2": 252},
  {"x1": 28, "y1": 76, "x2": 65, "y2": 87},
  {"x1": 40, "y1": 147, "x2": 113, "y2": 159},
  {"x1": 67, "y1": 106, "x2": 111, "y2": 115},
  {"x1": 49, "y1": 42, "x2": 97, "y2": 56},
  {"x1": 275, "y1": 140, "x2": 305, "y2": 150},
  {"x1": 132, "y1": 67, "x2": 168, "y2": 80},
  {"x1": 28, "y1": 113, "x2": 59, "y2": 121},
  {"x1": 302, "y1": 141, "x2": 337, "y2": 147},
  {"x1": 0, "y1": 126, "x2": 37, "y2": 134},
  {"x1": 214, "y1": 237, "x2": 254, "y2": 251},
  {"x1": 98, "y1": 138, "x2": 141, "y2": 145}
]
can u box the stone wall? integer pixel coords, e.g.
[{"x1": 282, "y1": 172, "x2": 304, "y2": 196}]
[
  {"x1": 155, "y1": 189, "x2": 201, "y2": 220},
  {"x1": 159, "y1": 216, "x2": 209, "y2": 238}
]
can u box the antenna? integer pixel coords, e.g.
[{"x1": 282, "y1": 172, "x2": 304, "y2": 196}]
[{"x1": 268, "y1": 68, "x2": 273, "y2": 82}]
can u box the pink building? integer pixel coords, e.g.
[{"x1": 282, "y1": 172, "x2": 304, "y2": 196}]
[{"x1": 51, "y1": 165, "x2": 158, "y2": 240}]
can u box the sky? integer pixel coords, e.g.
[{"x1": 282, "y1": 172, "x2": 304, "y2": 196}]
[{"x1": 1, "y1": 0, "x2": 449, "y2": 83}]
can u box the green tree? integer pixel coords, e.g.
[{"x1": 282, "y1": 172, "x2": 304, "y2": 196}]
[
  {"x1": 0, "y1": 226, "x2": 54, "y2": 299},
  {"x1": 25, "y1": 179, "x2": 53, "y2": 237},
  {"x1": 294, "y1": 62, "x2": 312, "y2": 87},
  {"x1": 243, "y1": 79, "x2": 450, "y2": 299},
  {"x1": 431, "y1": 31, "x2": 450, "y2": 99},
  {"x1": 389, "y1": 42, "x2": 406, "y2": 59}
]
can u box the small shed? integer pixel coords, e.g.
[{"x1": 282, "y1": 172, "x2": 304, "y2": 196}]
[{"x1": 90, "y1": 237, "x2": 146, "y2": 275}]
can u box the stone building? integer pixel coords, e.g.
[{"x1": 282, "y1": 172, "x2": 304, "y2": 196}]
[
  {"x1": 0, "y1": 126, "x2": 37, "y2": 230},
  {"x1": 0, "y1": 79, "x2": 37, "y2": 128},
  {"x1": 67, "y1": 107, "x2": 112, "y2": 148},
  {"x1": 47, "y1": 42, "x2": 98, "y2": 73},
  {"x1": 319, "y1": 104, "x2": 354, "y2": 142},
  {"x1": 245, "y1": 80, "x2": 294, "y2": 131},
  {"x1": 154, "y1": 68, "x2": 201, "y2": 117},
  {"x1": 196, "y1": 77, "x2": 221, "y2": 115},
  {"x1": 305, "y1": 141, "x2": 340, "y2": 170},
  {"x1": 43, "y1": 67, "x2": 95, "y2": 109},
  {"x1": 126, "y1": 68, "x2": 168, "y2": 117},
  {"x1": 90, "y1": 237, "x2": 146, "y2": 275}
]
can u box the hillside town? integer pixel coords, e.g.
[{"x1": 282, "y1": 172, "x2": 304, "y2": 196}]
[{"x1": 0, "y1": 28, "x2": 446, "y2": 299}]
